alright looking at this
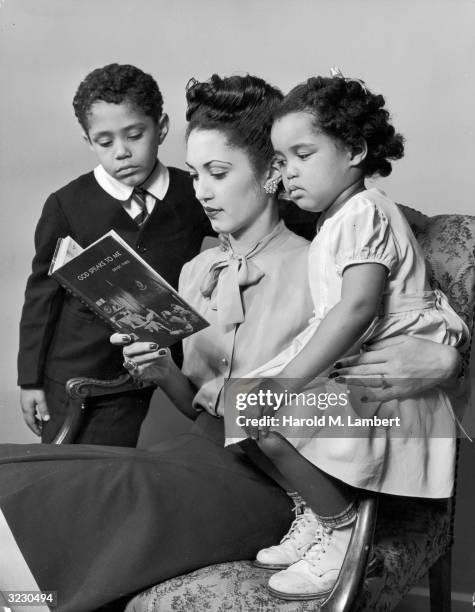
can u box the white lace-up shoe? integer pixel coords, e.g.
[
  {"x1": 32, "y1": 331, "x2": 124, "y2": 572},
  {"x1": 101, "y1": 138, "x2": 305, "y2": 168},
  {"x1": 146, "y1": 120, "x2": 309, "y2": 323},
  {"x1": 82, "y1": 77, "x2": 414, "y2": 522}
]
[
  {"x1": 267, "y1": 521, "x2": 353, "y2": 600},
  {"x1": 255, "y1": 508, "x2": 320, "y2": 570}
]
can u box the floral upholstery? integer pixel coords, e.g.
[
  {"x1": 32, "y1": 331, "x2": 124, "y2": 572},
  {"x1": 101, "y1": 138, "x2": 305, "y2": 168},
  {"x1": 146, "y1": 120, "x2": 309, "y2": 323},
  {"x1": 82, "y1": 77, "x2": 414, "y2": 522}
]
[
  {"x1": 399, "y1": 205, "x2": 475, "y2": 350},
  {"x1": 125, "y1": 498, "x2": 450, "y2": 612},
  {"x1": 355, "y1": 496, "x2": 451, "y2": 612},
  {"x1": 126, "y1": 209, "x2": 475, "y2": 612}
]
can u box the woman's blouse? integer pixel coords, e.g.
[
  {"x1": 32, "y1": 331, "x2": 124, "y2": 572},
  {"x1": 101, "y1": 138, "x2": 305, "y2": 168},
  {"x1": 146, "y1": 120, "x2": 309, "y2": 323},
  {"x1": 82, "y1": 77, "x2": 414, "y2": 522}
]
[{"x1": 179, "y1": 221, "x2": 312, "y2": 416}]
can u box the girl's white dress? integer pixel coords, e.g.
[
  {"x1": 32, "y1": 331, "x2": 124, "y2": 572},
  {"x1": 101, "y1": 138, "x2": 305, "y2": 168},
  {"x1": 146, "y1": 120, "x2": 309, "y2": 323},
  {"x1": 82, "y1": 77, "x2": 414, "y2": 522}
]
[{"x1": 224, "y1": 189, "x2": 468, "y2": 498}]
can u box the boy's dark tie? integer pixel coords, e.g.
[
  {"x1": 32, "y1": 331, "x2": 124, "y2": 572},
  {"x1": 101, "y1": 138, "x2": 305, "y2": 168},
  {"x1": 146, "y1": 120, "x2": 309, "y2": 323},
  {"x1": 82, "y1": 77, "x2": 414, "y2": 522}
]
[{"x1": 132, "y1": 187, "x2": 153, "y2": 227}]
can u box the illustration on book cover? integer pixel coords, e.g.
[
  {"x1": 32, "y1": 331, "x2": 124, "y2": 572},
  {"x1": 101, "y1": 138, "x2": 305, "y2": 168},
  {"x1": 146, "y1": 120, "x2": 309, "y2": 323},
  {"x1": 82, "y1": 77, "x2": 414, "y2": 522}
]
[{"x1": 50, "y1": 231, "x2": 209, "y2": 346}]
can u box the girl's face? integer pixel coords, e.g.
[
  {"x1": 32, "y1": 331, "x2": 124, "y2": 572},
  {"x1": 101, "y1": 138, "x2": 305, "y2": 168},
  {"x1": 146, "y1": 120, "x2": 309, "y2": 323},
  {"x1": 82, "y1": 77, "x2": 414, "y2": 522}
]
[
  {"x1": 271, "y1": 111, "x2": 358, "y2": 213},
  {"x1": 186, "y1": 129, "x2": 271, "y2": 242}
]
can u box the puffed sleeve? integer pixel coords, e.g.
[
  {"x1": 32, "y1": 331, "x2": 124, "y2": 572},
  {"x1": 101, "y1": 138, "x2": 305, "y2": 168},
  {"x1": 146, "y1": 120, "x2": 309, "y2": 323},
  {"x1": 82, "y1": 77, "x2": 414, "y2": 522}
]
[
  {"x1": 178, "y1": 260, "x2": 191, "y2": 297},
  {"x1": 333, "y1": 196, "x2": 398, "y2": 275}
]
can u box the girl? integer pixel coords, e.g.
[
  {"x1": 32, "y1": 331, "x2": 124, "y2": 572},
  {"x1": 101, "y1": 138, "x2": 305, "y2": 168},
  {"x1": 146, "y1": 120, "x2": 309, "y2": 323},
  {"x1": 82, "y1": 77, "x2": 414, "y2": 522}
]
[{"x1": 224, "y1": 72, "x2": 468, "y2": 600}]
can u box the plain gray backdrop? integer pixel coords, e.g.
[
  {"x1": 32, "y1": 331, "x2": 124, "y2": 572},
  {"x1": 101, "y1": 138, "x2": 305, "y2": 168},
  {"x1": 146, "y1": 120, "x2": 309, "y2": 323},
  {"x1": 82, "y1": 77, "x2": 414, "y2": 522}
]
[{"x1": 0, "y1": 0, "x2": 474, "y2": 604}]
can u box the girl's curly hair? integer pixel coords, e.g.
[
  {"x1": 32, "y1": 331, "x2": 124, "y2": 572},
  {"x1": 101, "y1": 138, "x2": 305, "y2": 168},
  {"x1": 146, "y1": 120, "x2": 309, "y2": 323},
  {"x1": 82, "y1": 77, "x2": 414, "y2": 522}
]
[
  {"x1": 73, "y1": 64, "x2": 163, "y2": 133},
  {"x1": 274, "y1": 76, "x2": 404, "y2": 177},
  {"x1": 186, "y1": 74, "x2": 283, "y2": 176}
]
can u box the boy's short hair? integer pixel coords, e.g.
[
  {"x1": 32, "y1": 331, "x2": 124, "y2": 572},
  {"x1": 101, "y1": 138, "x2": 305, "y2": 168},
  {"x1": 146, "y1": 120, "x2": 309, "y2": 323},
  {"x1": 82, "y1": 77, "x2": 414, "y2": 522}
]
[{"x1": 73, "y1": 63, "x2": 163, "y2": 133}]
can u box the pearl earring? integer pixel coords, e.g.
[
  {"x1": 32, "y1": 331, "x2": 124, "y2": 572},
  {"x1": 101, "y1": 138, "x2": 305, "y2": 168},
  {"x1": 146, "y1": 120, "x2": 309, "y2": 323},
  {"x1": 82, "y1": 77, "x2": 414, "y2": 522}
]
[{"x1": 264, "y1": 177, "x2": 280, "y2": 195}]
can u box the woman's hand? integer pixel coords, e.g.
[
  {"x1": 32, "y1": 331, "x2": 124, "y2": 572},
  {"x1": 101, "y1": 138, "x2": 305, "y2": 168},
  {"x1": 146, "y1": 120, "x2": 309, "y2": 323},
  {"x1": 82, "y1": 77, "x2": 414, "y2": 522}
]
[
  {"x1": 110, "y1": 333, "x2": 172, "y2": 384},
  {"x1": 110, "y1": 333, "x2": 198, "y2": 419},
  {"x1": 329, "y1": 335, "x2": 461, "y2": 402}
]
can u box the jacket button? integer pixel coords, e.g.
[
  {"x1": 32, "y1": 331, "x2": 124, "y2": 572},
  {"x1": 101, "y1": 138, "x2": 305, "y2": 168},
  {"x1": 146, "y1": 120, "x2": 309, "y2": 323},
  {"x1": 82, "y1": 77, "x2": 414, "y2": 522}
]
[{"x1": 221, "y1": 357, "x2": 228, "y2": 366}]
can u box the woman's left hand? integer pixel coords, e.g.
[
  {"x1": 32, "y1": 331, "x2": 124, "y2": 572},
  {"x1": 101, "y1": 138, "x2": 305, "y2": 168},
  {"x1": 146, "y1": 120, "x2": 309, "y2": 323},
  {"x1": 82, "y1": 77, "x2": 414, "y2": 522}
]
[{"x1": 329, "y1": 335, "x2": 461, "y2": 402}]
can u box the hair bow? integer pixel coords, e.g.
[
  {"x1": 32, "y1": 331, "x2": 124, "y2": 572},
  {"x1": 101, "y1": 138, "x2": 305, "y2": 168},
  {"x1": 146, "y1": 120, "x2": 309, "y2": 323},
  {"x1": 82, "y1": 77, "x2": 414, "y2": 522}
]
[
  {"x1": 186, "y1": 77, "x2": 200, "y2": 93},
  {"x1": 329, "y1": 67, "x2": 368, "y2": 94}
]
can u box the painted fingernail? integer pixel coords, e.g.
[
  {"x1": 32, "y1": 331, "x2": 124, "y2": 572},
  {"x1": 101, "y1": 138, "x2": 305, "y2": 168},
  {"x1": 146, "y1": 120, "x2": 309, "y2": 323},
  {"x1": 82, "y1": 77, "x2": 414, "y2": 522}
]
[
  {"x1": 333, "y1": 362, "x2": 342, "y2": 369},
  {"x1": 158, "y1": 348, "x2": 168, "y2": 356},
  {"x1": 334, "y1": 376, "x2": 345, "y2": 383},
  {"x1": 121, "y1": 334, "x2": 132, "y2": 342},
  {"x1": 329, "y1": 371, "x2": 339, "y2": 379},
  {"x1": 149, "y1": 343, "x2": 158, "y2": 350}
]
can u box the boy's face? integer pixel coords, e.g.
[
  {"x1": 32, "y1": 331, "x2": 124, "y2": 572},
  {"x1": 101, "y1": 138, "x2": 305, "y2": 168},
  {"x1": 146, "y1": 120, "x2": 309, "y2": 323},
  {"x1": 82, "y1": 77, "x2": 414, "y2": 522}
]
[{"x1": 85, "y1": 101, "x2": 168, "y2": 187}]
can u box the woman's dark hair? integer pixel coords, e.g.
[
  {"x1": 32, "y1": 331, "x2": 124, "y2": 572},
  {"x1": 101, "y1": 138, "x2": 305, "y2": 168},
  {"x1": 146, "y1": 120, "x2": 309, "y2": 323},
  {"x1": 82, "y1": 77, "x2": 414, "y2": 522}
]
[
  {"x1": 274, "y1": 76, "x2": 404, "y2": 177},
  {"x1": 185, "y1": 74, "x2": 283, "y2": 176},
  {"x1": 73, "y1": 63, "x2": 163, "y2": 133}
]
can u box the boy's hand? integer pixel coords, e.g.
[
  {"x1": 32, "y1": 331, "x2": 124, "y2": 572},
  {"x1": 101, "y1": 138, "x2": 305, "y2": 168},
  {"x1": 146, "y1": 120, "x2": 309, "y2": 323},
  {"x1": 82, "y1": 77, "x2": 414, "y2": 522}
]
[{"x1": 20, "y1": 388, "x2": 50, "y2": 436}]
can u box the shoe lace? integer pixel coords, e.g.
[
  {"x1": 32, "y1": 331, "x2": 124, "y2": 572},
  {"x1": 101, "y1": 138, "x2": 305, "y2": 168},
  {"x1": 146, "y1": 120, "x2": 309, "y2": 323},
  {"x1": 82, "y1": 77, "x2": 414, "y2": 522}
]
[
  {"x1": 301, "y1": 524, "x2": 333, "y2": 568},
  {"x1": 288, "y1": 494, "x2": 306, "y2": 518},
  {"x1": 280, "y1": 509, "x2": 317, "y2": 545}
]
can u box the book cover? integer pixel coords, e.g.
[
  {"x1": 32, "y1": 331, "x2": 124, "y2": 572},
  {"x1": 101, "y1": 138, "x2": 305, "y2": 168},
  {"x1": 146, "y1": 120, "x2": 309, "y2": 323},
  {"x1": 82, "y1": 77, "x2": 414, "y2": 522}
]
[{"x1": 51, "y1": 230, "x2": 209, "y2": 346}]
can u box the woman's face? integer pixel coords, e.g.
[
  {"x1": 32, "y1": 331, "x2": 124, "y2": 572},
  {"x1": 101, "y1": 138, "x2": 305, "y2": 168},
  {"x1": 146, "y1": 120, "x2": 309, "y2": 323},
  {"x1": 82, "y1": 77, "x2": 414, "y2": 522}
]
[{"x1": 186, "y1": 129, "x2": 270, "y2": 242}]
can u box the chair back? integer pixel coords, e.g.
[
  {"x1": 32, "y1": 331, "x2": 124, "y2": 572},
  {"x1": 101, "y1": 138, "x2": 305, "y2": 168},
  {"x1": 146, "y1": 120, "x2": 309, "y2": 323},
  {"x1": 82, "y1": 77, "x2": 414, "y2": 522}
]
[
  {"x1": 400, "y1": 206, "x2": 475, "y2": 332},
  {"x1": 400, "y1": 206, "x2": 475, "y2": 418}
]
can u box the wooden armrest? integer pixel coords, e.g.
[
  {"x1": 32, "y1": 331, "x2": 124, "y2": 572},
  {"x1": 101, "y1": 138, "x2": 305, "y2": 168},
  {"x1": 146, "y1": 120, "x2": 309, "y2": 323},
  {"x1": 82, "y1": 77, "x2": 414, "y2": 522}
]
[
  {"x1": 320, "y1": 495, "x2": 379, "y2": 612},
  {"x1": 52, "y1": 374, "x2": 151, "y2": 444},
  {"x1": 65, "y1": 373, "x2": 141, "y2": 399}
]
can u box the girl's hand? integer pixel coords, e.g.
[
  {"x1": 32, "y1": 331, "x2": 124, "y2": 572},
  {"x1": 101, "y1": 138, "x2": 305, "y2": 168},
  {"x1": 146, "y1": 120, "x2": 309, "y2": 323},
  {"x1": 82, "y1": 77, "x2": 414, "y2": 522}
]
[
  {"x1": 228, "y1": 378, "x2": 283, "y2": 440},
  {"x1": 226, "y1": 379, "x2": 263, "y2": 440},
  {"x1": 110, "y1": 333, "x2": 172, "y2": 384},
  {"x1": 329, "y1": 335, "x2": 461, "y2": 402}
]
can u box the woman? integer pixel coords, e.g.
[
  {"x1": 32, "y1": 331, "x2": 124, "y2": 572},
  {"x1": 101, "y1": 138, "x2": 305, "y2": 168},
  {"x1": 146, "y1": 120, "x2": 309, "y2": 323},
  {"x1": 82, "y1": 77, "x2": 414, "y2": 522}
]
[{"x1": 0, "y1": 74, "x2": 461, "y2": 611}]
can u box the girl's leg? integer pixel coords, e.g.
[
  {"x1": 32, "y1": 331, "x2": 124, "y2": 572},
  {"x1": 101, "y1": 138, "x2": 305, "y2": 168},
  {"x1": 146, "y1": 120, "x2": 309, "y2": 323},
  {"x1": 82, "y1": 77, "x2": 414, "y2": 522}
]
[
  {"x1": 0, "y1": 509, "x2": 49, "y2": 612},
  {"x1": 239, "y1": 438, "x2": 325, "y2": 570},
  {"x1": 238, "y1": 438, "x2": 294, "y2": 492},
  {"x1": 256, "y1": 431, "x2": 355, "y2": 517},
  {"x1": 256, "y1": 432, "x2": 359, "y2": 600}
]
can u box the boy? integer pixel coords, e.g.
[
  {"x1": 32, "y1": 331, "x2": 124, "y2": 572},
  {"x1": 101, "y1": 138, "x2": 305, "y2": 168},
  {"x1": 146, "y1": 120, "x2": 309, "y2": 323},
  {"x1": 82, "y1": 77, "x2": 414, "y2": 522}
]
[{"x1": 18, "y1": 64, "x2": 212, "y2": 446}]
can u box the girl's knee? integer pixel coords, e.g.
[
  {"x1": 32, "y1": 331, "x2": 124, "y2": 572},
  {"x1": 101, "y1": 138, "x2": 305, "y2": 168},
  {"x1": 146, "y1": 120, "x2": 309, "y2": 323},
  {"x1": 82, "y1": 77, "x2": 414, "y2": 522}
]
[{"x1": 256, "y1": 431, "x2": 290, "y2": 460}]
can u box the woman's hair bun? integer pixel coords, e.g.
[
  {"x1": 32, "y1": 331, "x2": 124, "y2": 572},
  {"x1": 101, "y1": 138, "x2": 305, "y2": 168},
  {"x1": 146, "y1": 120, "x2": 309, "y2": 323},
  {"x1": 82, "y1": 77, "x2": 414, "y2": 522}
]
[
  {"x1": 186, "y1": 74, "x2": 281, "y2": 122},
  {"x1": 185, "y1": 74, "x2": 283, "y2": 175}
]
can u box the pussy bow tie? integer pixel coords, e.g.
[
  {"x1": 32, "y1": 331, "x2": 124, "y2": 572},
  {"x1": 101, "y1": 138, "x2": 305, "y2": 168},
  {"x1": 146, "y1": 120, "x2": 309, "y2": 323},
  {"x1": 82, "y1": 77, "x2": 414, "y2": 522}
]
[{"x1": 200, "y1": 221, "x2": 284, "y2": 325}]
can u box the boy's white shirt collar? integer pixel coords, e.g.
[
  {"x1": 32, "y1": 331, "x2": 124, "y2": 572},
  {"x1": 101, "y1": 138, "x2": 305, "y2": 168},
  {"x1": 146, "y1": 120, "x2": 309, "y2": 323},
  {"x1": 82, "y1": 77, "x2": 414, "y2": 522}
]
[{"x1": 93, "y1": 160, "x2": 170, "y2": 202}]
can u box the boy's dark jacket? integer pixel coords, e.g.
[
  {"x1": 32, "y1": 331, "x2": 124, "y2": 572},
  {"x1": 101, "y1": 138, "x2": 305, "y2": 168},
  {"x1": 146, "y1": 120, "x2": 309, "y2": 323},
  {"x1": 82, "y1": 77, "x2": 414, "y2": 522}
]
[{"x1": 18, "y1": 167, "x2": 212, "y2": 387}]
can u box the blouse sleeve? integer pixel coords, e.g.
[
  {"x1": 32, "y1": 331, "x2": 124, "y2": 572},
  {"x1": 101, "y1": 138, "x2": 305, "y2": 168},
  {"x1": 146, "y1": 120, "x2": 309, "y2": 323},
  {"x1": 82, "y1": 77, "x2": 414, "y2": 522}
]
[
  {"x1": 178, "y1": 260, "x2": 191, "y2": 298},
  {"x1": 333, "y1": 196, "x2": 398, "y2": 275}
]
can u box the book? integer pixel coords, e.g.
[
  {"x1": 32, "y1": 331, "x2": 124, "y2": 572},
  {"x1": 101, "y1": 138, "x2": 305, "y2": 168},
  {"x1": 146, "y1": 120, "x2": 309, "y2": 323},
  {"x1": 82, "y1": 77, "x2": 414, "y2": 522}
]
[{"x1": 49, "y1": 230, "x2": 209, "y2": 346}]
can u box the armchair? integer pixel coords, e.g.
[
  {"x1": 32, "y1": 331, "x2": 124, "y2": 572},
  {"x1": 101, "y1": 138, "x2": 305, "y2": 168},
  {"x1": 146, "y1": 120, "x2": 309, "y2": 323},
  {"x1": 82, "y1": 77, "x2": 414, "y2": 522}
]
[{"x1": 56, "y1": 206, "x2": 475, "y2": 612}]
